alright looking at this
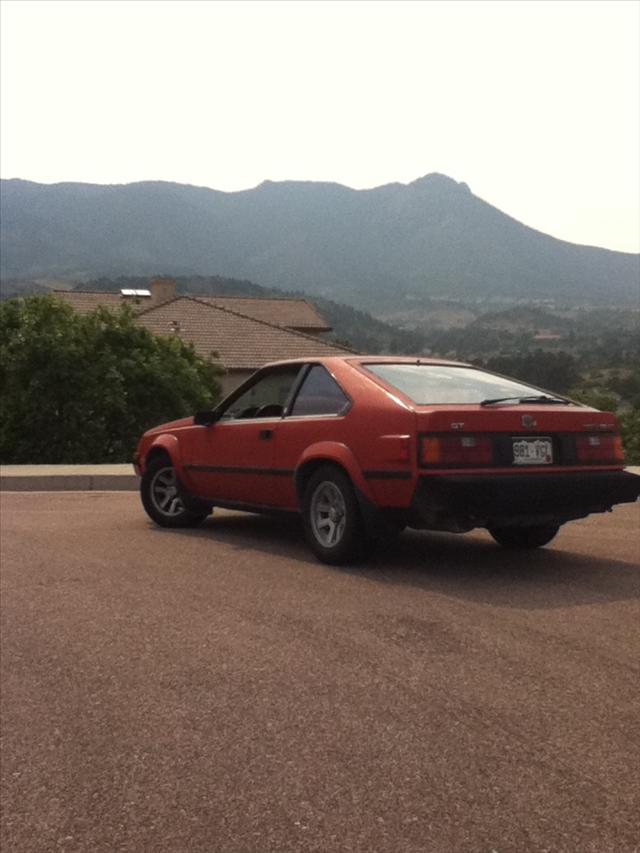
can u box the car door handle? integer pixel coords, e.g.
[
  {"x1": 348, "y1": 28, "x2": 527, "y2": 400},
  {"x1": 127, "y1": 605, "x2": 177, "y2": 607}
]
[{"x1": 259, "y1": 429, "x2": 273, "y2": 440}]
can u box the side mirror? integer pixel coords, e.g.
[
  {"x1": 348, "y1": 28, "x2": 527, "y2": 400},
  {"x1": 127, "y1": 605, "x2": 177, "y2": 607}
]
[{"x1": 194, "y1": 410, "x2": 218, "y2": 427}]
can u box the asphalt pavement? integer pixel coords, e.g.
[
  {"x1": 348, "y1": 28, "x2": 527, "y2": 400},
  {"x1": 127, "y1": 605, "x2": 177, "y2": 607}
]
[{"x1": 1, "y1": 491, "x2": 639, "y2": 853}]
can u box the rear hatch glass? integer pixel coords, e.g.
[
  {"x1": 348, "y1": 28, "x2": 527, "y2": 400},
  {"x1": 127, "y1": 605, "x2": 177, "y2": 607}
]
[{"x1": 364, "y1": 363, "x2": 570, "y2": 406}]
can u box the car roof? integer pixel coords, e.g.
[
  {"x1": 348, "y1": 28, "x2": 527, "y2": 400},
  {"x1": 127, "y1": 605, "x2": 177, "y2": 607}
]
[{"x1": 258, "y1": 355, "x2": 471, "y2": 369}]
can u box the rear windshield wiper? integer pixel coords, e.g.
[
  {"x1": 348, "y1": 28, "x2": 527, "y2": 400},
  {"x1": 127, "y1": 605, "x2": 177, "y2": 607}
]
[{"x1": 480, "y1": 394, "x2": 571, "y2": 407}]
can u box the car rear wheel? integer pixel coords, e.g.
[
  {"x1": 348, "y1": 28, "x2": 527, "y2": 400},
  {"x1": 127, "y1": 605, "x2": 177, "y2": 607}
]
[
  {"x1": 303, "y1": 466, "x2": 368, "y2": 564},
  {"x1": 141, "y1": 456, "x2": 210, "y2": 528},
  {"x1": 488, "y1": 523, "x2": 559, "y2": 549}
]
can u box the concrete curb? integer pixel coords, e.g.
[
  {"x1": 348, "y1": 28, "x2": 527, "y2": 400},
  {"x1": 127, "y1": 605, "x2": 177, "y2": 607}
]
[
  {"x1": 1, "y1": 464, "x2": 639, "y2": 493},
  {"x1": 0, "y1": 465, "x2": 138, "y2": 492}
]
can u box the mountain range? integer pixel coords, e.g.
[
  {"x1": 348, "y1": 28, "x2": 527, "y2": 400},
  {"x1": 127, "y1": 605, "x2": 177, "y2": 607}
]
[{"x1": 1, "y1": 174, "x2": 638, "y2": 310}]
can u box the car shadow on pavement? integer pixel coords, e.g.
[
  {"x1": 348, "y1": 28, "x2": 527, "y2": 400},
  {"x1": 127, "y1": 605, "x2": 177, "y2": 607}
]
[
  {"x1": 161, "y1": 511, "x2": 640, "y2": 611},
  {"x1": 366, "y1": 530, "x2": 640, "y2": 610}
]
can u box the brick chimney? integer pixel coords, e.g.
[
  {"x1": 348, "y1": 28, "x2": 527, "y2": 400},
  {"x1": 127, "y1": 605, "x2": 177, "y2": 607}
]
[{"x1": 149, "y1": 277, "x2": 176, "y2": 306}]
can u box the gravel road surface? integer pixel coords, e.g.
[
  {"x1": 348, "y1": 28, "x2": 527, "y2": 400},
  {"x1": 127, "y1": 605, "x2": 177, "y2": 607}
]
[{"x1": 1, "y1": 491, "x2": 639, "y2": 853}]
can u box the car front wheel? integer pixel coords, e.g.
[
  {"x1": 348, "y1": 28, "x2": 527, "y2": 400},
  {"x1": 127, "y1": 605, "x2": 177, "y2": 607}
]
[
  {"x1": 488, "y1": 523, "x2": 560, "y2": 549},
  {"x1": 141, "y1": 456, "x2": 210, "y2": 528},
  {"x1": 303, "y1": 466, "x2": 368, "y2": 564}
]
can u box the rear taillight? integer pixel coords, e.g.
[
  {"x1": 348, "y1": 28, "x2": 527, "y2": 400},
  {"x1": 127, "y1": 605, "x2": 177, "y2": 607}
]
[
  {"x1": 420, "y1": 434, "x2": 493, "y2": 466},
  {"x1": 575, "y1": 433, "x2": 624, "y2": 464}
]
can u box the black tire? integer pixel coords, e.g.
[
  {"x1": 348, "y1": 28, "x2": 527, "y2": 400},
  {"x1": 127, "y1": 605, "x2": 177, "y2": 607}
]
[
  {"x1": 140, "y1": 456, "x2": 210, "y2": 528},
  {"x1": 302, "y1": 465, "x2": 368, "y2": 564},
  {"x1": 488, "y1": 523, "x2": 560, "y2": 549}
]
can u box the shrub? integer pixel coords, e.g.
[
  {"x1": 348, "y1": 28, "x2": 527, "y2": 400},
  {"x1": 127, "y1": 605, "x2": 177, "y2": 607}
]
[{"x1": 0, "y1": 296, "x2": 223, "y2": 463}]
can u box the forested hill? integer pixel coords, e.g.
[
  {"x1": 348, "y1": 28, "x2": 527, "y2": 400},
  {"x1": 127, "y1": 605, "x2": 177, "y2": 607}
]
[{"x1": 1, "y1": 175, "x2": 638, "y2": 310}]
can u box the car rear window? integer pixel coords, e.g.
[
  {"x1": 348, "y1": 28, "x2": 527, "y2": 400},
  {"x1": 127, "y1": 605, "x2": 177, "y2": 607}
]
[{"x1": 365, "y1": 364, "x2": 549, "y2": 405}]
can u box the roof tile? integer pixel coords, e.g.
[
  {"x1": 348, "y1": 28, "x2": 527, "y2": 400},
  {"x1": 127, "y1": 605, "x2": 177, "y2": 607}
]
[
  {"x1": 196, "y1": 296, "x2": 330, "y2": 330},
  {"x1": 54, "y1": 290, "x2": 330, "y2": 330},
  {"x1": 54, "y1": 291, "x2": 131, "y2": 313},
  {"x1": 134, "y1": 297, "x2": 352, "y2": 369}
]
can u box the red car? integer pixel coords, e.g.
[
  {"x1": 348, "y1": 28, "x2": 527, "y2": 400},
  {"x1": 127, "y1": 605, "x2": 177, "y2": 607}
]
[{"x1": 134, "y1": 356, "x2": 640, "y2": 563}]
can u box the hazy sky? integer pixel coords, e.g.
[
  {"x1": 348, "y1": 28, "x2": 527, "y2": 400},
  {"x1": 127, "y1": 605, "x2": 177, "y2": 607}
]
[{"x1": 1, "y1": 0, "x2": 638, "y2": 252}]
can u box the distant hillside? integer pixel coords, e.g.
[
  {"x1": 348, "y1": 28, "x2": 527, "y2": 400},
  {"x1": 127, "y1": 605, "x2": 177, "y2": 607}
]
[
  {"x1": 467, "y1": 305, "x2": 572, "y2": 333},
  {"x1": 1, "y1": 174, "x2": 638, "y2": 310}
]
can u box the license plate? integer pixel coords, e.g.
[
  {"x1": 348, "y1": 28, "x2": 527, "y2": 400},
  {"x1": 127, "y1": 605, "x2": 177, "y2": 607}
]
[{"x1": 512, "y1": 437, "x2": 553, "y2": 465}]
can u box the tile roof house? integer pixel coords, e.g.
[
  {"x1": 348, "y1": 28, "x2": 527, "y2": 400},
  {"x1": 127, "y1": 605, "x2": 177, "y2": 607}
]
[
  {"x1": 54, "y1": 290, "x2": 127, "y2": 314},
  {"x1": 135, "y1": 296, "x2": 351, "y2": 393},
  {"x1": 195, "y1": 296, "x2": 330, "y2": 334},
  {"x1": 55, "y1": 278, "x2": 331, "y2": 334},
  {"x1": 54, "y1": 278, "x2": 349, "y2": 395}
]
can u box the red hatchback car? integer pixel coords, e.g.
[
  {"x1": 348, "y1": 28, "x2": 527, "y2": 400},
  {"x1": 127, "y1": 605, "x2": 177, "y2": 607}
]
[{"x1": 134, "y1": 357, "x2": 640, "y2": 563}]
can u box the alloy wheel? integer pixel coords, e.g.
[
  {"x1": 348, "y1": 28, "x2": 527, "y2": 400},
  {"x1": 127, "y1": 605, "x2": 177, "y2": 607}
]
[
  {"x1": 150, "y1": 466, "x2": 186, "y2": 517},
  {"x1": 310, "y1": 480, "x2": 347, "y2": 547}
]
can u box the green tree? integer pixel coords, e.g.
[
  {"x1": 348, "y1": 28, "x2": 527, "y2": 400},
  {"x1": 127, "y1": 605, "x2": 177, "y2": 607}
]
[
  {"x1": 0, "y1": 296, "x2": 223, "y2": 463},
  {"x1": 568, "y1": 388, "x2": 619, "y2": 413},
  {"x1": 618, "y1": 409, "x2": 640, "y2": 465},
  {"x1": 485, "y1": 350, "x2": 579, "y2": 395}
]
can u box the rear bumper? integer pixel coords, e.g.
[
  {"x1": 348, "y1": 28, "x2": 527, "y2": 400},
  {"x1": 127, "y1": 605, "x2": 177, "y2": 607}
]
[{"x1": 409, "y1": 470, "x2": 640, "y2": 529}]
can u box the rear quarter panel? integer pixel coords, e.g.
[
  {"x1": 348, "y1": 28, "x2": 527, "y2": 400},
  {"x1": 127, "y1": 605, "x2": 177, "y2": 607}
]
[{"x1": 276, "y1": 361, "x2": 417, "y2": 509}]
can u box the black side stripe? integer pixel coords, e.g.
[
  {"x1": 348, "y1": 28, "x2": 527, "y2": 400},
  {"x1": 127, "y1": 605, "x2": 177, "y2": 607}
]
[
  {"x1": 184, "y1": 464, "x2": 294, "y2": 477},
  {"x1": 363, "y1": 470, "x2": 412, "y2": 480},
  {"x1": 185, "y1": 464, "x2": 411, "y2": 481}
]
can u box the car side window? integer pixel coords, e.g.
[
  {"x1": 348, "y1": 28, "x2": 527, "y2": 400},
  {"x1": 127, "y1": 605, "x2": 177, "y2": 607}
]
[
  {"x1": 289, "y1": 365, "x2": 350, "y2": 417},
  {"x1": 219, "y1": 367, "x2": 301, "y2": 420}
]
